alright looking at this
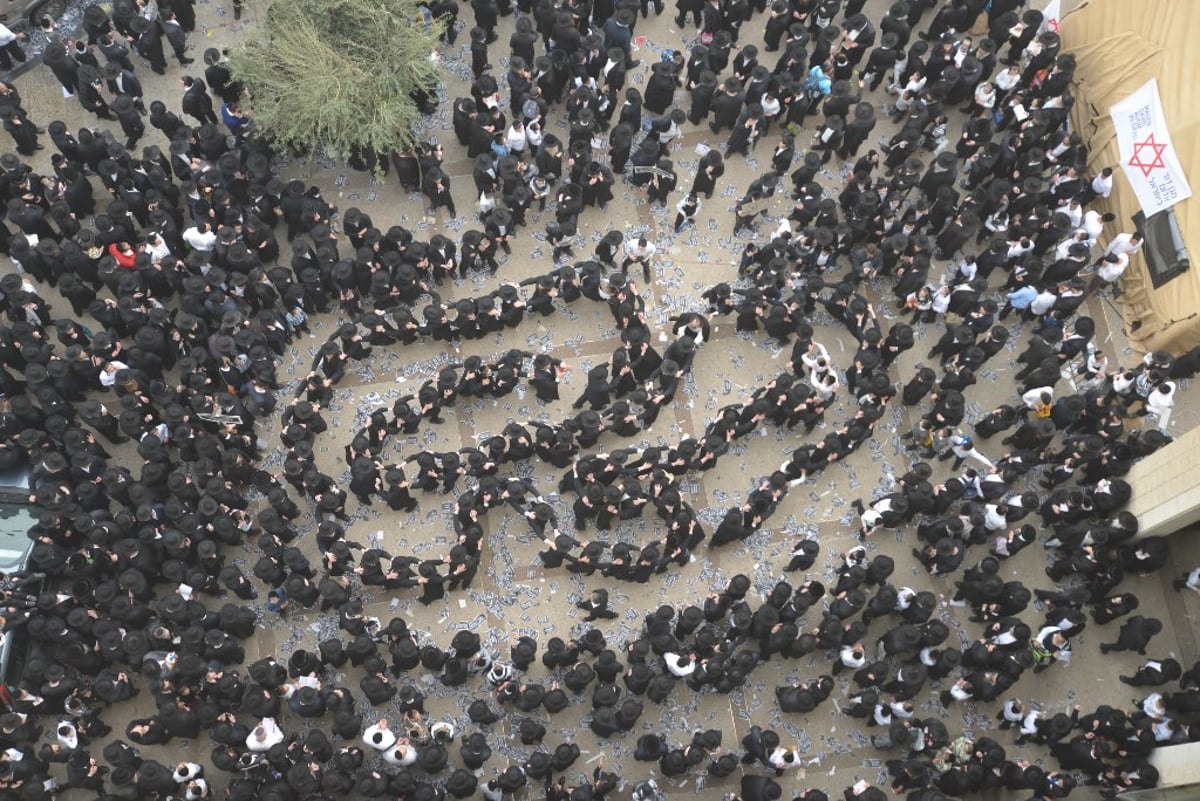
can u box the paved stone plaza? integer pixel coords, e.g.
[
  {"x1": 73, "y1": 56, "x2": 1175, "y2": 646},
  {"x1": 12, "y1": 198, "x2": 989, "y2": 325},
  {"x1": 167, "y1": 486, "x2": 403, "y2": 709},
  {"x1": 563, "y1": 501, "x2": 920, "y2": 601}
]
[{"x1": 6, "y1": 0, "x2": 1200, "y2": 798}]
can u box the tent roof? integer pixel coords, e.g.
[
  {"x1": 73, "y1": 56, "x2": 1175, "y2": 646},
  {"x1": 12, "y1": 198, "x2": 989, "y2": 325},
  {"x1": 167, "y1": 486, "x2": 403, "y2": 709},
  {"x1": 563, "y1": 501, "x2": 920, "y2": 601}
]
[{"x1": 1063, "y1": 0, "x2": 1199, "y2": 354}]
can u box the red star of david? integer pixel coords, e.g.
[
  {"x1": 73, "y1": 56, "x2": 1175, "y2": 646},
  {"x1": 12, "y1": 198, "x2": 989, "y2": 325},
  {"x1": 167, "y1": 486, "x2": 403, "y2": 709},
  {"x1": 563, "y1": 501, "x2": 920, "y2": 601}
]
[{"x1": 1128, "y1": 133, "x2": 1168, "y2": 177}]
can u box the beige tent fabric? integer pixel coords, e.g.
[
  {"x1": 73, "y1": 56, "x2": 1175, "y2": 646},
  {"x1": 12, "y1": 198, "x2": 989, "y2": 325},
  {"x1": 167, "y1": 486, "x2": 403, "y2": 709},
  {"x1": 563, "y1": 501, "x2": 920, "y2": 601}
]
[{"x1": 1062, "y1": 0, "x2": 1199, "y2": 355}]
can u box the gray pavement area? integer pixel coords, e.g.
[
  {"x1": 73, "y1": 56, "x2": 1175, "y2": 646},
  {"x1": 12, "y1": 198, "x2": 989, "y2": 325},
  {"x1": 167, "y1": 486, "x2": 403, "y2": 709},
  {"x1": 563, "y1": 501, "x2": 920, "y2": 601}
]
[{"x1": 5, "y1": 0, "x2": 1200, "y2": 799}]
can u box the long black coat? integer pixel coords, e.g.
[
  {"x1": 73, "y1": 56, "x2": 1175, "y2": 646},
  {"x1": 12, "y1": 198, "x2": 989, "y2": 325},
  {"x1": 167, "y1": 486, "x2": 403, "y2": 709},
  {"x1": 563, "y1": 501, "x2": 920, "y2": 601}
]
[
  {"x1": 710, "y1": 88, "x2": 744, "y2": 130},
  {"x1": 643, "y1": 69, "x2": 677, "y2": 115}
]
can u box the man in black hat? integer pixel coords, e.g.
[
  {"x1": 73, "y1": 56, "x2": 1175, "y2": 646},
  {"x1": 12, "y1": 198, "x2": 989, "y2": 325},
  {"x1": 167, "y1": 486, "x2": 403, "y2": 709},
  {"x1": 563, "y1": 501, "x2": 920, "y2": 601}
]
[
  {"x1": 104, "y1": 61, "x2": 145, "y2": 111},
  {"x1": 0, "y1": 106, "x2": 40, "y2": 155},
  {"x1": 602, "y1": 10, "x2": 638, "y2": 68},
  {"x1": 583, "y1": 160, "x2": 616, "y2": 210},
  {"x1": 424, "y1": 167, "x2": 458, "y2": 218},
  {"x1": 1099, "y1": 615, "x2": 1163, "y2": 656},
  {"x1": 416, "y1": 560, "x2": 463, "y2": 606},
  {"x1": 709, "y1": 78, "x2": 746, "y2": 134},
  {"x1": 571, "y1": 363, "x2": 616, "y2": 411},
  {"x1": 110, "y1": 95, "x2": 145, "y2": 150},
  {"x1": 663, "y1": 336, "x2": 697, "y2": 374},
  {"x1": 533, "y1": 222, "x2": 568, "y2": 263},
  {"x1": 444, "y1": 545, "x2": 480, "y2": 591},
  {"x1": 576, "y1": 588, "x2": 618, "y2": 621},
  {"x1": 97, "y1": 27, "x2": 135, "y2": 69},
  {"x1": 77, "y1": 71, "x2": 114, "y2": 119},
  {"x1": 180, "y1": 75, "x2": 217, "y2": 125},
  {"x1": 593, "y1": 230, "x2": 624, "y2": 270},
  {"x1": 530, "y1": 353, "x2": 566, "y2": 402},
  {"x1": 160, "y1": 8, "x2": 194, "y2": 64}
]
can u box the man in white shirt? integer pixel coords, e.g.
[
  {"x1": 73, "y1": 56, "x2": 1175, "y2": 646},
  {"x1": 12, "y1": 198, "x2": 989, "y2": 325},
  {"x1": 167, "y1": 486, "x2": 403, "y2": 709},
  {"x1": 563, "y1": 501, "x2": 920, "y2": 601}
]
[
  {"x1": 1088, "y1": 167, "x2": 1114, "y2": 200},
  {"x1": 1054, "y1": 198, "x2": 1083, "y2": 229},
  {"x1": 621, "y1": 236, "x2": 657, "y2": 282},
  {"x1": 1053, "y1": 231, "x2": 1087, "y2": 262},
  {"x1": 853, "y1": 495, "x2": 900, "y2": 537},
  {"x1": 55, "y1": 722, "x2": 78, "y2": 750},
  {"x1": 0, "y1": 23, "x2": 25, "y2": 71},
  {"x1": 1173, "y1": 567, "x2": 1200, "y2": 595},
  {"x1": 429, "y1": 720, "x2": 456, "y2": 743},
  {"x1": 184, "y1": 778, "x2": 209, "y2": 801},
  {"x1": 506, "y1": 120, "x2": 527, "y2": 156},
  {"x1": 1151, "y1": 718, "x2": 1178, "y2": 742},
  {"x1": 760, "y1": 92, "x2": 781, "y2": 125},
  {"x1": 1084, "y1": 345, "x2": 1109, "y2": 381},
  {"x1": 145, "y1": 232, "x2": 173, "y2": 262},
  {"x1": 1021, "y1": 386, "x2": 1054, "y2": 415},
  {"x1": 480, "y1": 779, "x2": 505, "y2": 801},
  {"x1": 246, "y1": 717, "x2": 285, "y2": 752},
  {"x1": 98, "y1": 360, "x2": 129, "y2": 388},
  {"x1": 973, "y1": 82, "x2": 995, "y2": 112},
  {"x1": 172, "y1": 762, "x2": 204, "y2": 785},
  {"x1": 183, "y1": 221, "x2": 217, "y2": 252},
  {"x1": 525, "y1": 120, "x2": 543, "y2": 149},
  {"x1": 767, "y1": 746, "x2": 801, "y2": 773},
  {"x1": 1142, "y1": 693, "x2": 1167, "y2": 720},
  {"x1": 363, "y1": 719, "x2": 397, "y2": 751},
  {"x1": 871, "y1": 700, "x2": 894, "y2": 727},
  {"x1": 1005, "y1": 236, "x2": 1034, "y2": 261},
  {"x1": 994, "y1": 63, "x2": 1020, "y2": 97},
  {"x1": 1112, "y1": 370, "x2": 1137, "y2": 403},
  {"x1": 1080, "y1": 209, "x2": 1116, "y2": 244},
  {"x1": 930, "y1": 285, "x2": 952, "y2": 316},
  {"x1": 813, "y1": 371, "x2": 840, "y2": 402},
  {"x1": 947, "y1": 433, "x2": 993, "y2": 471},
  {"x1": 983, "y1": 502, "x2": 1008, "y2": 532},
  {"x1": 663, "y1": 651, "x2": 696, "y2": 677},
  {"x1": 384, "y1": 741, "x2": 420, "y2": 766},
  {"x1": 998, "y1": 698, "x2": 1026, "y2": 729},
  {"x1": 955, "y1": 255, "x2": 977, "y2": 282},
  {"x1": 1105, "y1": 230, "x2": 1144, "y2": 258},
  {"x1": 1145, "y1": 381, "x2": 1175, "y2": 433},
  {"x1": 800, "y1": 341, "x2": 831, "y2": 381},
  {"x1": 1018, "y1": 708, "x2": 1043, "y2": 741},
  {"x1": 1029, "y1": 287, "x2": 1058, "y2": 317},
  {"x1": 832, "y1": 643, "x2": 867, "y2": 675},
  {"x1": 1087, "y1": 252, "x2": 1129, "y2": 296}
]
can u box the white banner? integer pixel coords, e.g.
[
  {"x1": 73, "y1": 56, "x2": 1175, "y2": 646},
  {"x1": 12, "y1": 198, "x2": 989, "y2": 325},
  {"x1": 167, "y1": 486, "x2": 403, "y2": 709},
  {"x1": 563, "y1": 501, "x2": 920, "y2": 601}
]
[
  {"x1": 1109, "y1": 78, "x2": 1193, "y2": 217},
  {"x1": 1040, "y1": 0, "x2": 1062, "y2": 34}
]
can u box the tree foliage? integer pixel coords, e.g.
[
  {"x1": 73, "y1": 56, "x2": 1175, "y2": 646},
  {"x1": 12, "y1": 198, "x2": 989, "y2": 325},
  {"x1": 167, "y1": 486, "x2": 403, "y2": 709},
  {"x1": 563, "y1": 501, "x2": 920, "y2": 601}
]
[{"x1": 229, "y1": 0, "x2": 446, "y2": 156}]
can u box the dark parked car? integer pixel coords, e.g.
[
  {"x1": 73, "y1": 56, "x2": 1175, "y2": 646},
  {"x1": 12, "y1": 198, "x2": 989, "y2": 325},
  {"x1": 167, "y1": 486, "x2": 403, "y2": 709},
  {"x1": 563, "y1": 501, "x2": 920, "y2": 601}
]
[
  {"x1": 0, "y1": 0, "x2": 51, "y2": 24},
  {"x1": 0, "y1": 463, "x2": 38, "y2": 683}
]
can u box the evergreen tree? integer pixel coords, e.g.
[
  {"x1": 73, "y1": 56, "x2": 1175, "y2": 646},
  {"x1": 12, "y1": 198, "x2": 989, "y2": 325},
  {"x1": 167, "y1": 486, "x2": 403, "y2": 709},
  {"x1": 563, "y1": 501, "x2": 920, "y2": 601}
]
[{"x1": 230, "y1": 0, "x2": 445, "y2": 156}]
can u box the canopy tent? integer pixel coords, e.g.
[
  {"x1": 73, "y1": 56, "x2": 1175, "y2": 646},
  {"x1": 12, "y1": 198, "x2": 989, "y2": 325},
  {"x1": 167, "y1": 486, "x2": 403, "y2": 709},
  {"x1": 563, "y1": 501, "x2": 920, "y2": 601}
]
[{"x1": 1061, "y1": 0, "x2": 1198, "y2": 355}]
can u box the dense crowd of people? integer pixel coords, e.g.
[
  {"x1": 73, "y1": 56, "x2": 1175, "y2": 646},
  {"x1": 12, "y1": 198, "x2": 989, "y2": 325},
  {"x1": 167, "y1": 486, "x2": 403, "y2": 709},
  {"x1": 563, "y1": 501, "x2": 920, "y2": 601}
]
[{"x1": 0, "y1": 0, "x2": 1198, "y2": 799}]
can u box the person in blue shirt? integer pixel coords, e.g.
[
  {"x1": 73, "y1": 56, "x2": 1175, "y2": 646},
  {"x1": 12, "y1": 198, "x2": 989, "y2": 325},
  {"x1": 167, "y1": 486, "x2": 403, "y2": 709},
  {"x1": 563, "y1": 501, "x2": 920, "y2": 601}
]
[
  {"x1": 603, "y1": 11, "x2": 637, "y2": 68},
  {"x1": 795, "y1": 63, "x2": 831, "y2": 126},
  {"x1": 220, "y1": 100, "x2": 251, "y2": 137},
  {"x1": 1000, "y1": 282, "x2": 1038, "y2": 320},
  {"x1": 264, "y1": 586, "x2": 289, "y2": 616},
  {"x1": 489, "y1": 132, "x2": 510, "y2": 160},
  {"x1": 806, "y1": 63, "x2": 832, "y2": 96}
]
